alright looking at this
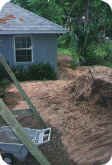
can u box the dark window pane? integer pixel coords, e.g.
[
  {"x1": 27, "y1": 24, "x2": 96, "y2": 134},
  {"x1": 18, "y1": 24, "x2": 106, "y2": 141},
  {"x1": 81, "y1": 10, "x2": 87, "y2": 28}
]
[
  {"x1": 16, "y1": 50, "x2": 26, "y2": 56},
  {"x1": 27, "y1": 49, "x2": 32, "y2": 56},
  {"x1": 15, "y1": 36, "x2": 32, "y2": 62},
  {"x1": 15, "y1": 37, "x2": 26, "y2": 48},
  {"x1": 16, "y1": 49, "x2": 32, "y2": 62},
  {"x1": 15, "y1": 37, "x2": 31, "y2": 49},
  {"x1": 26, "y1": 38, "x2": 31, "y2": 48}
]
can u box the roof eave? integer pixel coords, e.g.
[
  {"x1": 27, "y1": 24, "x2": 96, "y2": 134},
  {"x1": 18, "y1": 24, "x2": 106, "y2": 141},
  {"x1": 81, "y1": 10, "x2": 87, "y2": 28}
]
[{"x1": 0, "y1": 29, "x2": 68, "y2": 35}]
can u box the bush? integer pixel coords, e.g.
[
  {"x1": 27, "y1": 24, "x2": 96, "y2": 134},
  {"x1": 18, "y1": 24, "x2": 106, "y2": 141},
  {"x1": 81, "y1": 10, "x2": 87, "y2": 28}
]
[
  {"x1": 58, "y1": 48, "x2": 72, "y2": 56},
  {"x1": 13, "y1": 64, "x2": 57, "y2": 81},
  {"x1": 28, "y1": 64, "x2": 56, "y2": 80},
  {"x1": 70, "y1": 52, "x2": 80, "y2": 68},
  {"x1": 86, "y1": 40, "x2": 112, "y2": 65},
  {"x1": 12, "y1": 67, "x2": 29, "y2": 81},
  {"x1": 58, "y1": 33, "x2": 71, "y2": 48},
  {"x1": 0, "y1": 65, "x2": 9, "y2": 80}
]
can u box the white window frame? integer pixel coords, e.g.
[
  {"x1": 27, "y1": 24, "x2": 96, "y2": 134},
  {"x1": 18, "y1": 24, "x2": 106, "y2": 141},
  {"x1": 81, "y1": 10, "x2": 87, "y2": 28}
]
[{"x1": 14, "y1": 36, "x2": 33, "y2": 64}]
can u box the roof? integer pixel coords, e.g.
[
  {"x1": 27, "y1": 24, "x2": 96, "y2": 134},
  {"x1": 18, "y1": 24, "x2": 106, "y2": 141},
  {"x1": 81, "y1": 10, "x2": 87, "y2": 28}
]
[{"x1": 0, "y1": 3, "x2": 67, "y2": 35}]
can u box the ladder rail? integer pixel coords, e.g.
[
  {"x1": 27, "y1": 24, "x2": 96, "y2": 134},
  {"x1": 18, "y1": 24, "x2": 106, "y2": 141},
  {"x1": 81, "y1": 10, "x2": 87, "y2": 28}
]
[
  {"x1": 0, "y1": 55, "x2": 51, "y2": 164},
  {"x1": 0, "y1": 55, "x2": 46, "y2": 127},
  {"x1": 0, "y1": 99, "x2": 51, "y2": 165}
]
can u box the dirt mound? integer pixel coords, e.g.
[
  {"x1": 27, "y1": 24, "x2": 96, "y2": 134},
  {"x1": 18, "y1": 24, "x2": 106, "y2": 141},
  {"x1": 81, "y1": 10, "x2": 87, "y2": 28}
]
[
  {"x1": 4, "y1": 66, "x2": 112, "y2": 165},
  {"x1": 89, "y1": 79, "x2": 112, "y2": 107},
  {"x1": 66, "y1": 74, "x2": 93, "y2": 101},
  {"x1": 59, "y1": 72, "x2": 112, "y2": 164},
  {"x1": 58, "y1": 56, "x2": 112, "y2": 81},
  {"x1": 66, "y1": 71, "x2": 112, "y2": 108}
]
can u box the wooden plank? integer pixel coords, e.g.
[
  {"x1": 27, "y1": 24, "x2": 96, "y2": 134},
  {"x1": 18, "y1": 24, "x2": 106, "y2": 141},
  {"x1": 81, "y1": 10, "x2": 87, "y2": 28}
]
[
  {"x1": 0, "y1": 99, "x2": 51, "y2": 165},
  {"x1": 0, "y1": 56, "x2": 46, "y2": 127}
]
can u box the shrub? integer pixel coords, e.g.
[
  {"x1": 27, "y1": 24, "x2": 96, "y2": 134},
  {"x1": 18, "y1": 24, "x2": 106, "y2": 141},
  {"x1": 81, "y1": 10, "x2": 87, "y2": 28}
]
[
  {"x1": 86, "y1": 40, "x2": 112, "y2": 65},
  {"x1": 0, "y1": 65, "x2": 9, "y2": 80},
  {"x1": 70, "y1": 54, "x2": 80, "y2": 69},
  {"x1": 58, "y1": 48, "x2": 72, "y2": 56},
  {"x1": 104, "y1": 40, "x2": 112, "y2": 61},
  {"x1": 28, "y1": 64, "x2": 56, "y2": 80},
  {"x1": 13, "y1": 63, "x2": 57, "y2": 81},
  {"x1": 12, "y1": 67, "x2": 29, "y2": 81},
  {"x1": 58, "y1": 33, "x2": 71, "y2": 48}
]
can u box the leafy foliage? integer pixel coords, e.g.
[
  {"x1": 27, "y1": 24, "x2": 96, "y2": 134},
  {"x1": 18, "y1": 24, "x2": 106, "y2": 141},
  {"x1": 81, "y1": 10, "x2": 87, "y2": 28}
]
[
  {"x1": 0, "y1": 65, "x2": 9, "y2": 80},
  {"x1": 11, "y1": 0, "x2": 112, "y2": 66},
  {"x1": 13, "y1": 64, "x2": 57, "y2": 81},
  {"x1": 86, "y1": 40, "x2": 112, "y2": 65}
]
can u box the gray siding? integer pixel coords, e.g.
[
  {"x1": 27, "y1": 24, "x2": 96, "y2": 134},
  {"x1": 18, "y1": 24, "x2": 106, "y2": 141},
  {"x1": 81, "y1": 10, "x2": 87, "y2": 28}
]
[
  {"x1": 33, "y1": 34, "x2": 57, "y2": 69},
  {"x1": 0, "y1": 35, "x2": 14, "y2": 66},
  {"x1": 0, "y1": 34, "x2": 57, "y2": 70}
]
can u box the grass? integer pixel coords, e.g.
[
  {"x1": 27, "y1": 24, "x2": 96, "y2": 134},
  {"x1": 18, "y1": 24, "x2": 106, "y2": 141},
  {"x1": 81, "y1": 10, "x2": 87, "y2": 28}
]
[
  {"x1": 58, "y1": 48, "x2": 112, "y2": 69},
  {"x1": 58, "y1": 48, "x2": 72, "y2": 56},
  {"x1": 104, "y1": 62, "x2": 112, "y2": 68}
]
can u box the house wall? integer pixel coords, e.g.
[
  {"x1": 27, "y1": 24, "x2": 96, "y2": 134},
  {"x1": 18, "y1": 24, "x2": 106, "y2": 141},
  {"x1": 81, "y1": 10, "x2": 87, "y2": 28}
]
[
  {"x1": 0, "y1": 35, "x2": 14, "y2": 66},
  {"x1": 0, "y1": 34, "x2": 58, "y2": 70},
  {"x1": 33, "y1": 34, "x2": 57, "y2": 70}
]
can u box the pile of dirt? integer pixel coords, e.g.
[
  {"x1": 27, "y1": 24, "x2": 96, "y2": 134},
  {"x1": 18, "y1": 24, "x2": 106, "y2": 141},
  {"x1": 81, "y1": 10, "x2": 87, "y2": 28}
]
[
  {"x1": 58, "y1": 55, "x2": 112, "y2": 81},
  {"x1": 4, "y1": 66, "x2": 112, "y2": 165},
  {"x1": 66, "y1": 69, "x2": 112, "y2": 108}
]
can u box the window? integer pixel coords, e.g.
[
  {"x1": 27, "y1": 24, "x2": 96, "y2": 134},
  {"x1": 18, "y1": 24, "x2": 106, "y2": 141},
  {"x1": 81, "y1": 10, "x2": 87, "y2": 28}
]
[{"x1": 15, "y1": 36, "x2": 32, "y2": 62}]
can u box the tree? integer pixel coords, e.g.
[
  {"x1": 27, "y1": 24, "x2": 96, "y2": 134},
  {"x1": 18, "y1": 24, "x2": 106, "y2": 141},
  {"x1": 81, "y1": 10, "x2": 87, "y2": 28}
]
[{"x1": 11, "y1": 0, "x2": 112, "y2": 65}]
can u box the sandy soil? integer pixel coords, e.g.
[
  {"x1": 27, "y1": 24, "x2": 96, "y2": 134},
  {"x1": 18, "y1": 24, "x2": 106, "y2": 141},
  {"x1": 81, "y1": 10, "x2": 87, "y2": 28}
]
[{"x1": 2, "y1": 57, "x2": 112, "y2": 165}]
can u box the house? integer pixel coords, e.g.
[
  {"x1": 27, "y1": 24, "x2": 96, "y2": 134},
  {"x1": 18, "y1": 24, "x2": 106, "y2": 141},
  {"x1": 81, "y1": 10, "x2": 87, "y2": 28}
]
[{"x1": 0, "y1": 3, "x2": 67, "y2": 70}]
